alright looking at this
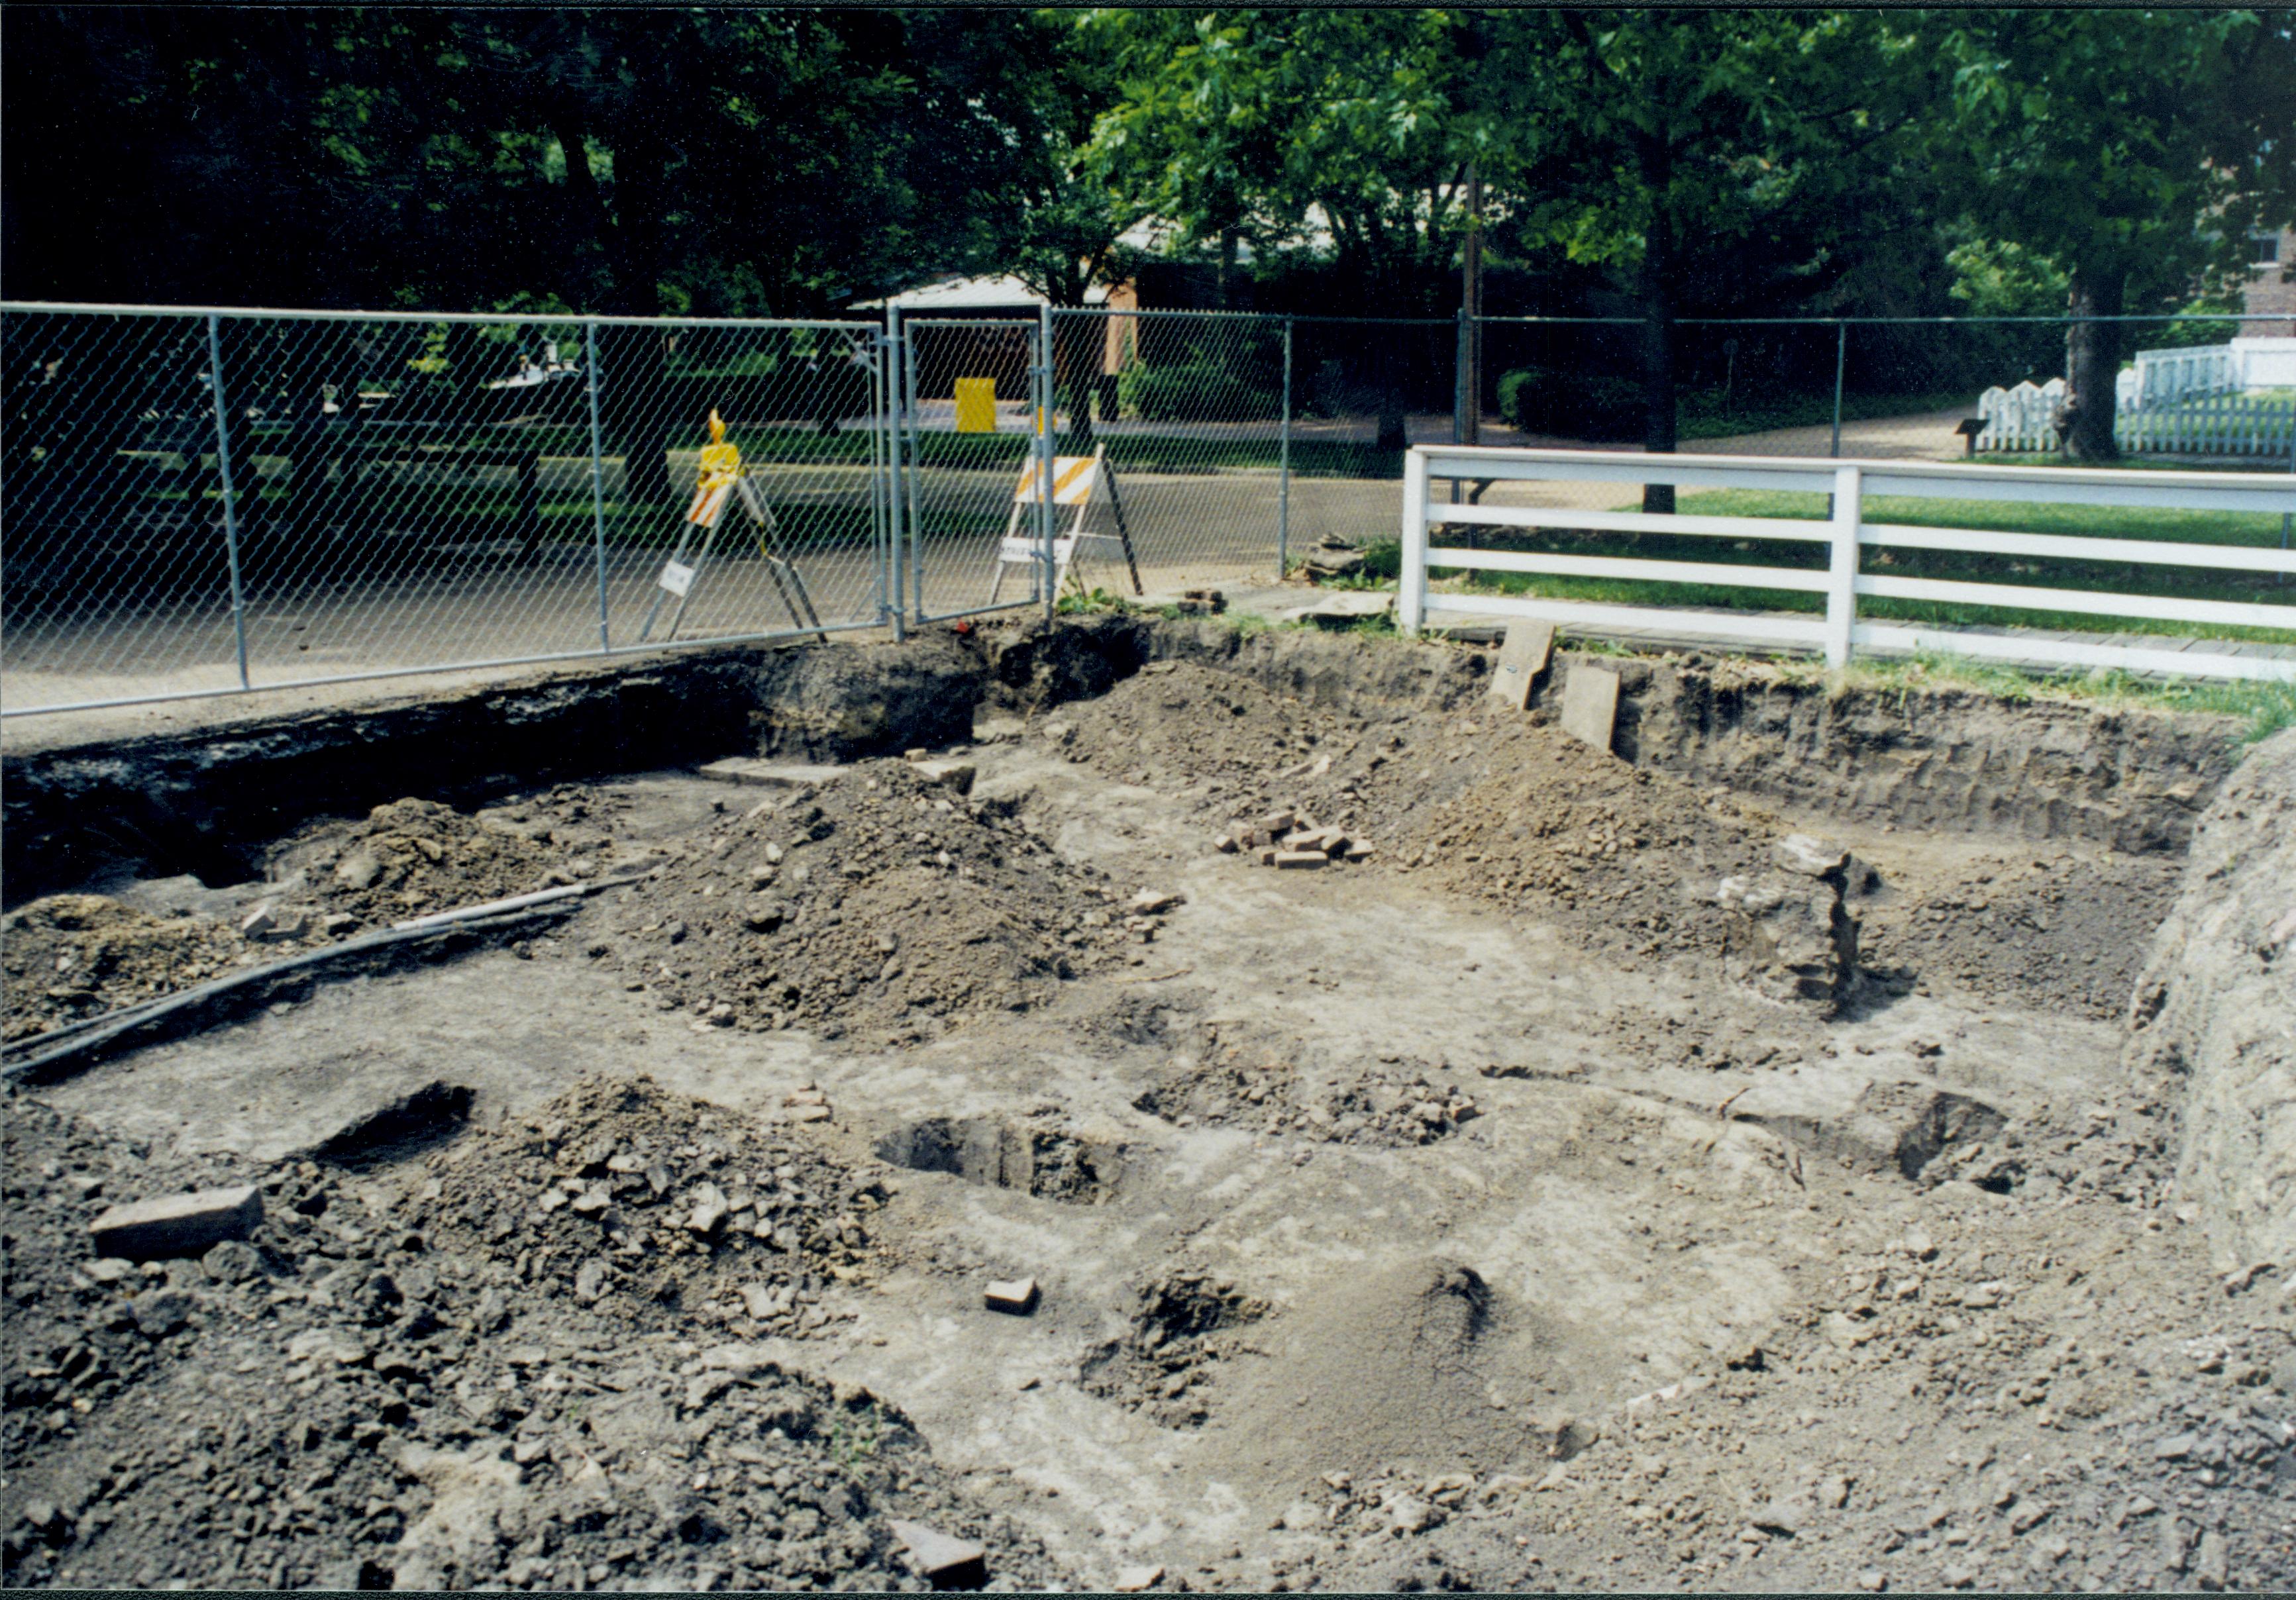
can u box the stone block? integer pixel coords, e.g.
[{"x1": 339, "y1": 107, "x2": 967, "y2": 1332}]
[
  {"x1": 1559, "y1": 664, "x2": 1620, "y2": 753},
  {"x1": 984, "y1": 1277, "x2": 1039, "y2": 1315},
  {"x1": 89, "y1": 1185, "x2": 263, "y2": 1260},
  {"x1": 1273, "y1": 851, "x2": 1328, "y2": 870},
  {"x1": 890, "y1": 1520, "x2": 988, "y2": 1589},
  {"x1": 1715, "y1": 873, "x2": 1859, "y2": 1011},
  {"x1": 1487, "y1": 621, "x2": 1556, "y2": 709},
  {"x1": 696, "y1": 758, "x2": 847, "y2": 789}
]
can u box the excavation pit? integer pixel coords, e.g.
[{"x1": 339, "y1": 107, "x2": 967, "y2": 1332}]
[{"x1": 4, "y1": 616, "x2": 2293, "y2": 1593}]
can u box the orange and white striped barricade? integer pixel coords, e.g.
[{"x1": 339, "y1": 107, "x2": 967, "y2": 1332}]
[{"x1": 986, "y1": 442, "x2": 1141, "y2": 605}]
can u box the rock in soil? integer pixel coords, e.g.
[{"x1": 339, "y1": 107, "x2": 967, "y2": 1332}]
[{"x1": 0, "y1": 1077, "x2": 1067, "y2": 1591}]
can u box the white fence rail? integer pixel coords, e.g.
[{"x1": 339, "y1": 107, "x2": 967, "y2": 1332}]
[{"x1": 1398, "y1": 446, "x2": 2296, "y2": 683}]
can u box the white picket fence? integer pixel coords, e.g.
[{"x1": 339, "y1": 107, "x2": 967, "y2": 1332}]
[
  {"x1": 1976, "y1": 379, "x2": 2066, "y2": 452},
  {"x1": 1977, "y1": 375, "x2": 2295, "y2": 460},
  {"x1": 1397, "y1": 446, "x2": 2296, "y2": 682},
  {"x1": 2118, "y1": 392, "x2": 2296, "y2": 460},
  {"x1": 2124, "y1": 345, "x2": 2240, "y2": 407}
]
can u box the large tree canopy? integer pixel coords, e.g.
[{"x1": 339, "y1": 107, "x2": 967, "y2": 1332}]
[
  {"x1": 1916, "y1": 9, "x2": 2296, "y2": 458},
  {"x1": 0, "y1": 7, "x2": 1057, "y2": 317}
]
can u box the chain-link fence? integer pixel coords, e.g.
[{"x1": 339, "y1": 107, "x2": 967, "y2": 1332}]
[
  {"x1": 6, "y1": 301, "x2": 2293, "y2": 716},
  {"x1": 2, "y1": 305, "x2": 895, "y2": 715}
]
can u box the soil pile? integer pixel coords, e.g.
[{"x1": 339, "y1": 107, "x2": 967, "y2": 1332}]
[
  {"x1": 1206, "y1": 1259, "x2": 1547, "y2": 1489},
  {"x1": 594, "y1": 760, "x2": 1127, "y2": 1043},
  {"x1": 278, "y1": 793, "x2": 599, "y2": 930},
  {"x1": 1131, "y1": 1025, "x2": 1479, "y2": 1148},
  {"x1": 419, "y1": 1076, "x2": 891, "y2": 1335},
  {"x1": 1, "y1": 1077, "x2": 1065, "y2": 1591},
  {"x1": 0, "y1": 895, "x2": 244, "y2": 1042}
]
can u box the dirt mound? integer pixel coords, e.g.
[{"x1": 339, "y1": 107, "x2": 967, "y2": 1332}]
[
  {"x1": 278, "y1": 793, "x2": 598, "y2": 930},
  {"x1": 0, "y1": 895, "x2": 245, "y2": 1042},
  {"x1": 1131, "y1": 1026, "x2": 1480, "y2": 1148},
  {"x1": 0, "y1": 1077, "x2": 1065, "y2": 1591},
  {"x1": 594, "y1": 760, "x2": 1126, "y2": 1044},
  {"x1": 1206, "y1": 1259, "x2": 1547, "y2": 1491},
  {"x1": 1080, "y1": 1270, "x2": 1270, "y2": 1429}
]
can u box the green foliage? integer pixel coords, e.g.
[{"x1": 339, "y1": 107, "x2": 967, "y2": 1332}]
[
  {"x1": 1116, "y1": 361, "x2": 1278, "y2": 423},
  {"x1": 1056, "y1": 585, "x2": 1132, "y2": 616}
]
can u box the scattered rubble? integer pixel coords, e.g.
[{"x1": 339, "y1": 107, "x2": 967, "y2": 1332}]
[
  {"x1": 1, "y1": 1077, "x2": 1069, "y2": 1591},
  {"x1": 1081, "y1": 1271, "x2": 1270, "y2": 1428}
]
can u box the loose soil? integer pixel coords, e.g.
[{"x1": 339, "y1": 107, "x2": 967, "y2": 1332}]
[
  {"x1": 1, "y1": 896, "x2": 244, "y2": 1043},
  {"x1": 5, "y1": 623, "x2": 2291, "y2": 1595}
]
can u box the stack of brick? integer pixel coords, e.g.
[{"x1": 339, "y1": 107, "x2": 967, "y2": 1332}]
[{"x1": 1214, "y1": 809, "x2": 1375, "y2": 870}]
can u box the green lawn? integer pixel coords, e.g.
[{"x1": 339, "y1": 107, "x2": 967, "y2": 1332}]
[{"x1": 1428, "y1": 486, "x2": 2296, "y2": 645}]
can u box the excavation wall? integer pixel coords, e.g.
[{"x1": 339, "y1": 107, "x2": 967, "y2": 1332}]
[{"x1": 2128, "y1": 727, "x2": 2296, "y2": 1272}]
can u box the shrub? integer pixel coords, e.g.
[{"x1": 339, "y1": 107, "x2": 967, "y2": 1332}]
[
  {"x1": 1496, "y1": 366, "x2": 1645, "y2": 442},
  {"x1": 1118, "y1": 361, "x2": 1278, "y2": 423}
]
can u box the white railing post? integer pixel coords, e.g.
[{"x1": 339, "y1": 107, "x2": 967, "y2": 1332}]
[
  {"x1": 1399, "y1": 448, "x2": 1430, "y2": 634},
  {"x1": 1826, "y1": 463, "x2": 1861, "y2": 672}
]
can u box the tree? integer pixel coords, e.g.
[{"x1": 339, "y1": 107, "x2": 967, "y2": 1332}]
[
  {"x1": 1921, "y1": 11, "x2": 2296, "y2": 460},
  {"x1": 1082, "y1": 9, "x2": 1488, "y2": 448},
  {"x1": 1481, "y1": 11, "x2": 1933, "y2": 508}
]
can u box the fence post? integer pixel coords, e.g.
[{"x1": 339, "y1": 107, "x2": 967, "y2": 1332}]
[
  {"x1": 1826, "y1": 463, "x2": 1861, "y2": 672},
  {"x1": 1036, "y1": 303, "x2": 1056, "y2": 622},
  {"x1": 1399, "y1": 448, "x2": 1429, "y2": 635},
  {"x1": 884, "y1": 303, "x2": 908, "y2": 639},
  {"x1": 204, "y1": 314, "x2": 251, "y2": 690},
  {"x1": 1279, "y1": 316, "x2": 1293, "y2": 579},
  {"x1": 1829, "y1": 322, "x2": 1848, "y2": 460},
  {"x1": 586, "y1": 319, "x2": 610, "y2": 651}
]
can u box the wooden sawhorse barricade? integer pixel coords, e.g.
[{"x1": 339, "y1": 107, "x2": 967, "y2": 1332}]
[{"x1": 987, "y1": 443, "x2": 1143, "y2": 605}]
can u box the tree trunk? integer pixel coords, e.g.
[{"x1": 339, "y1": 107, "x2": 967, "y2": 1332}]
[
  {"x1": 1638, "y1": 211, "x2": 1679, "y2": 515},
  {"x1": 2061, "y1": 270, "x2": 2124, "y2": 463}
]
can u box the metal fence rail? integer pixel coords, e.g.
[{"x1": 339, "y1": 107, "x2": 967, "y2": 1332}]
[
  {"x1": 1400, "y1": 446, "x2": 2296, "y2": 682},
  {"x1": 6, "y1": 301, "x2": 2295, "y2": 716}
]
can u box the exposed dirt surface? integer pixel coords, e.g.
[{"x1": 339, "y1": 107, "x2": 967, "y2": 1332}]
[
  {"x1": 590, "y1": 758, "x2": 1131, "y2": 1045},
  {"x1": 1, "y1": 895, "x2": 245, "y2": 1042},
  {"x1": 1, "y1": 1077, "x2": 1065, "y2": 1592},
  {"x1": 6, "y1": 621, "x2": 2292, "y2": 1595}
]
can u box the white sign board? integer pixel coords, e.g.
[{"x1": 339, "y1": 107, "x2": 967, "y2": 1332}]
[{"x1": 657, "y1": 561, "x2": 697, "y2": 597}]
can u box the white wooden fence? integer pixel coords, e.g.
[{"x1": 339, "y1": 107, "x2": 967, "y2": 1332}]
[
  {"x1": 2126, "y1": 344, "x2": 2240, "y2": 407},
  {"x1": 1975, "y1": 375, "x2": 2294, "y2": 460},
  {"x1": 1398, "y1": 446, "x2": 2296, "y2": 683}
]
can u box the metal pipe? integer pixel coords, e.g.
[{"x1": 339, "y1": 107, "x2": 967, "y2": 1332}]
[
  {"x1": 1280, "y1": 316, "x2": 1293, "y2": 579},
  {"x1": 586, "y1": 319, "x2": 610, "y2": 650},
  {"x1": 205, "y1": 313, "x2": 251, "y2": 690}
]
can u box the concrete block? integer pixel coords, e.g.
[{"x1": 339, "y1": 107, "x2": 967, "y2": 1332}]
[
  {"x1": 890, "y1": 1520, "x2": 989, "y2": 1589},
  {"x1": 1255, "y1": 848, "x2": 1278, "y2": 866},
  {"x1": 912, "y1": 760, "x2": 977, "y2": 795},
  {"x1": 696, "y1": 758, "x2": 847, "y2": 789},
  {"x1": 1559, "y1": 665, "x2": 1620, "y2": 754},
  {"x1": 1773, "y1": 834, "x2": 1850, "y2": 879},
  {"x1": 1487, "y1": 621, "x2": 1556, "y2": 709},
  {"x1": 90, "y1": 1185, "x2": 263, "y2": 1260},
  {"x1": 984, "y1": 1277, "x2": 1039, "y2": 1315},
  {"x1": 1273, "y1": 851, "x2": 1328, "y2": 870},
  {"x1": 1114, "y1": 1566, "x2": 1166, "y2": 1592},
  {"x1": 1256, "y1": 809, "x2": 1298, "y2": 835},
  {"x1": 1129, "y1": 889, "x2": 1185, "y2": 915}
]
